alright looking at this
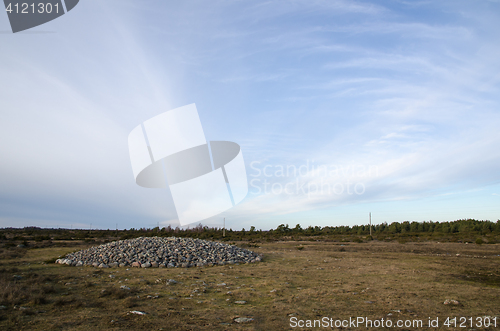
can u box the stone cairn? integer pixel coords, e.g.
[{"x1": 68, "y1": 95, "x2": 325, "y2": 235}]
[{"x1": 55, "y1": 236, "x2": 262, "y2": 268}]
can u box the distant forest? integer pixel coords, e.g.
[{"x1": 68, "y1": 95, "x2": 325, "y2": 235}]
[{"x1": 1, "y1": 219, "x2": 499, "y2": 244}]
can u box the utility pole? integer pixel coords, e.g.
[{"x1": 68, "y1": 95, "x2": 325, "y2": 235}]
[
  {"x1": 369, "y1": 212, "x2": 372, "y2": 236},
  {"x1": 223, "y1": 218, "x2": 226, "y2": 237}
]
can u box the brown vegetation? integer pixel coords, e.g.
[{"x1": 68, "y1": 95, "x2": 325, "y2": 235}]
[{"x1": 0, "y1": 237, "x2": 499, "y2": 330}]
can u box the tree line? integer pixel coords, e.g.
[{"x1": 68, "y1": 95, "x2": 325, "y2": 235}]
[{"x1": 1, "y1": 218, "x2": 498, "y2": 242}]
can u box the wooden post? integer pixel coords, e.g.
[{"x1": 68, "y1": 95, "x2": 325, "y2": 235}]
[{"x1": 369, "y1": 212, "x2": 372, "y2": 236}]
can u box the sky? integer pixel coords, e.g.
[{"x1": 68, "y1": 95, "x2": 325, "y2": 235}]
[{"x1": 1, "y1": 0, "x2": 499, "y2": 230}]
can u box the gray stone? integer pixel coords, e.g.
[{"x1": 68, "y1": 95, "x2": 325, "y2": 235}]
[
  {"x1": 56, "y1": 236, "x2": 262, "y2": 270},
  {"x1": 443, "y1": 299, "x2": 460, "y2": 305}
]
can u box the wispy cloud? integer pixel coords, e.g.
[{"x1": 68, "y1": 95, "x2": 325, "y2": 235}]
[{"x1": 1, "y1": 0, "x2": 499, "y2": 229}]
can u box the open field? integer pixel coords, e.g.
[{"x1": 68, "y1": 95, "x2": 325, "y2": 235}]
[{"x1": 1, "y1": 239, "x2": 499, "y2": 330}]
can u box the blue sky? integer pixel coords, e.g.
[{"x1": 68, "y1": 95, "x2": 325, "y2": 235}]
[{"x1": 1, "y1": 0, "x2": 499, "y2": 230}]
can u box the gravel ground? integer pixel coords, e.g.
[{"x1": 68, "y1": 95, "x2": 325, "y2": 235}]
[{"x1": 55, "y1": 237, "x2": 262, "y2": 268}]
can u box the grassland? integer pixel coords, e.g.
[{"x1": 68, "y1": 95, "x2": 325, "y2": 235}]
[{"x1": 1, "y1": 238, "x2": 499, "y2": 330}]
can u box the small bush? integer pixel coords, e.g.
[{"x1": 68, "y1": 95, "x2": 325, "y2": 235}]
[
  {"x1": 53, "y1": 298, "x2": 75, "y2": 306},
  {"x1": 475, "y1": 238, "x2": 483, "y2": 245},
  {"x1": 122, "y1": 297, "x2": 137, "y2": 308},
  {"x1": 44, "y1": 256, "x2": 59, "y2": 264},
  {"x1": 42, "y1": 285, "x2": 56, "y2": 294},
  {"x1": 31, "y1": 294, "x2": 48, "y2": 305},
  {"x1": 20, "y1": 308, "x2": 36, "y2": 315},
  {"x1": 0, "y1": 248, "x2": 26, "y2": 260},
  {"x1": 100, "y1": 287, "x2": 127, "y2": 299}
]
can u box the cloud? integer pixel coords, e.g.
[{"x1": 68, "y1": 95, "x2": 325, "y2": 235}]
[
  {"x1": 0, "y1": 1, "x2": 182, "y2": 228},
  {"x1": 1, "y1": 0, "x2": 499, "y2": 229}
]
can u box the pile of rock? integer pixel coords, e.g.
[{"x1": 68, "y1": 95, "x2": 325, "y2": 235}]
[{"x1": 55, "y1": 237, "x2": 262, "y2": 268}]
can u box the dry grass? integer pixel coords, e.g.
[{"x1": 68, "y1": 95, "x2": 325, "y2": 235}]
[{"x1": 0, "y1": 240, "x2": 498, "y2": 330}]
